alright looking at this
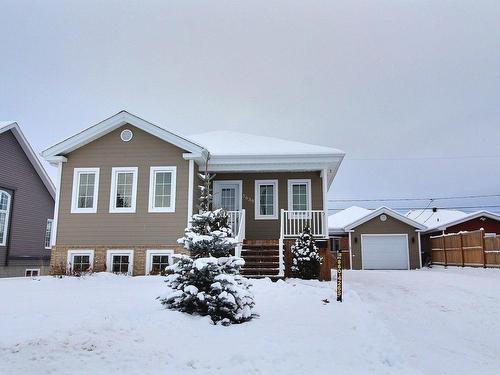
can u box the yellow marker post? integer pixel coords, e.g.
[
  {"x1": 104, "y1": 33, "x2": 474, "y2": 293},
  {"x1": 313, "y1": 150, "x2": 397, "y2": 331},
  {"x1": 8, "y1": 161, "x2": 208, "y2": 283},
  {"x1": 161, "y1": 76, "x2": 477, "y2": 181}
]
[{"x1": 336, "y1": 252, "x2": 342, "y2": 302}]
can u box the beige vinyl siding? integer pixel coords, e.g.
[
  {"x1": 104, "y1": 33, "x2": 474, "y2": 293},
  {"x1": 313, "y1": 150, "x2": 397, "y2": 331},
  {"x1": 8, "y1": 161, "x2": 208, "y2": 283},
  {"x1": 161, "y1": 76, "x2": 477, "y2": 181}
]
[
  {"x1": 214, "y1": 171, "x2": 323, "y2": 240},
  {"x1": 349, "y1": 215, "x2": 421, "y2": 270},
  {"x1": 57, "y1": 124, "x2": 189, "y2": 246}
]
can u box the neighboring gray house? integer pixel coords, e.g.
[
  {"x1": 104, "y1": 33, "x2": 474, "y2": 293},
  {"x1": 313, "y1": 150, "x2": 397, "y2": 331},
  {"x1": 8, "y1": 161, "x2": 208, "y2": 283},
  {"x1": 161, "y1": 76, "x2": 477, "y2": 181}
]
[{"x1": 0, "y1": 122, "x2": 55, "y2": 277}]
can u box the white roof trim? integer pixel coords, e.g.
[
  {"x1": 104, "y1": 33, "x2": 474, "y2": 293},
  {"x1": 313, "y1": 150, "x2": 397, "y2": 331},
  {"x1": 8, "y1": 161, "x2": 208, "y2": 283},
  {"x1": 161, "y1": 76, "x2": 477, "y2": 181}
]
[
  {"x1": 41, "y1": 111, "x2": 206, "y2": 159},
  {"x1": 423, "y1": 210, "x2": 500, "y2": 233},
  {"x1": 197, "y1": 154, "x2": 344, "y2": 189},
  {"x1": 0, "y1": 122, "x2": 56, "y2": 198},
  {"x1": 344, "y1": 206, "x2": 427, "y2": 231},
  {"x1": 41, "y1": 111, "x2": 344, "y2": 186}
]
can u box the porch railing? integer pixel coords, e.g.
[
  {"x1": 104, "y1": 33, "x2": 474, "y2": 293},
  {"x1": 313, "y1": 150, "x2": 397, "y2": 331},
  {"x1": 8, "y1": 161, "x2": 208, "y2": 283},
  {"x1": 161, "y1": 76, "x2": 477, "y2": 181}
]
[
  {"x1": 280, "y1": 210, "x2": 328, "y2": 238},
  {"x1": 228, "y1": 210, "x2": 246, "y2": 257}
]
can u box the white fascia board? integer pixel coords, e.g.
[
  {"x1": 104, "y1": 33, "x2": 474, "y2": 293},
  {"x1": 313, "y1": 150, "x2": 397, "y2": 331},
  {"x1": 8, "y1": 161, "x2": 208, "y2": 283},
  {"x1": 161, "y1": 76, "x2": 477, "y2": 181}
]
[
  {"x1": 45, "y1": 155, "x2": 68, "y2": 166},
  {"x1": 329, "y1": 229, "x2": 347, "y2": 235},
  {"x1": 201, "y1": 154, "x2": 342, "y2": 181},
  {"x1": 344, "y1": 206, "x2": 427, "y2": 231},
  {"x1": 209, "y1": 154, "x2": 344, "y2": 163},
  {"x1": 42, "y1": 111, "x2": 206, "y2": 159},
  {"x1": 1, "y1": 122, "x2": 56, "y2": 198}
]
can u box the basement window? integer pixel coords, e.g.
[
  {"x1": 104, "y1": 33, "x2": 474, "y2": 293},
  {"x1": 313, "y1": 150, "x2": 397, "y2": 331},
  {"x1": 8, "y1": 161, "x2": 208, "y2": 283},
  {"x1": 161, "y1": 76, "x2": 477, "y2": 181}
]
[{"x1": 25, "y1": 269, "x2": 40, "y2": 277}]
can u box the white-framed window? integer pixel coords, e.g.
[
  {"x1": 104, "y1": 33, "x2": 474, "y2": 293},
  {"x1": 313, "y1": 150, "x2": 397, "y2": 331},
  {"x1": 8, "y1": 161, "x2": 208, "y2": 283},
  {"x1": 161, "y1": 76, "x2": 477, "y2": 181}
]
[
  {"x1": 71, "y1": 168, "x2": 100, "y2": 213},
  {"x1": 331, "y1": 237, "x2": 342, "y2": 252},
  {"x1": 145, "y1": 249, "x2": 174, "y2": 275},
  {"x1": 44, "y1": 219, "x2": 53, "y2": 249},
  {"x1": 25, "y1": 268, "x2": 40, "y2": 277},
  {"x1": 106, "y1": 249, "x2": 134, "y2": 275},
  {"x1": 287, "y1": 179, "x2": 312, "y2": 211},
  {"x1": 67, "y1": 249, "x2": 94, "y2": 274},
  {"x1": 255, "y1": 180, "x2": 278, "y2": 220},
  {"x1": 0, "y1": 190, "x2": 11, "y2": 246},
  {"x1": 148, "y1": 166, "x2": 177, "y2": 213},
  {"x1": 109, "y1": 167, "x2": 138, "y2": 213}
]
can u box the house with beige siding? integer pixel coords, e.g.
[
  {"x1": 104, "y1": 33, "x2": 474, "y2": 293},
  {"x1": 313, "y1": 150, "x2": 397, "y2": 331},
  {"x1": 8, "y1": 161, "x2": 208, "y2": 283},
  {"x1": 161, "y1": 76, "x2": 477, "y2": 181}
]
[{"x1": 42, "y1": 111, "x2": 344, "y2": 278}]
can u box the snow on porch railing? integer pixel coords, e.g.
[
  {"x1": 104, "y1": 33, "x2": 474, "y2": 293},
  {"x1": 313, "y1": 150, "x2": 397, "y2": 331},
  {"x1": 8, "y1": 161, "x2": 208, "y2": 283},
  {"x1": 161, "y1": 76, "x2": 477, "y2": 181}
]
[
  {"x1": 280, "y1": 210, "x2": 327, "y2": 238},
  {"x1": 228, "y1": 210, "x2": 246, "y2": 257}
]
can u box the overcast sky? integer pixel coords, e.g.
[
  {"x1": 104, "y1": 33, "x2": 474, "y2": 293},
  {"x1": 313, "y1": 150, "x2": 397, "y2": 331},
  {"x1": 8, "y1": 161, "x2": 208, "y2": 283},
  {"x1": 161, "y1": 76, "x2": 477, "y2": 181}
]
[{"x1": 1, "y1": 1, "x2": 499, "y2": 214}]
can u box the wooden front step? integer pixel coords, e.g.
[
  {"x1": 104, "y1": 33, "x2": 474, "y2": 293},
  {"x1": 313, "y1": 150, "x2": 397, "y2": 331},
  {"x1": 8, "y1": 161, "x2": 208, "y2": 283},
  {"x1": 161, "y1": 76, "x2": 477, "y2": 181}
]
[
  {"x1": 240, "y1": 239, "x2": 282, "y2": 279},
  {"x1": 243, "y1": 255, "x2": 280, "y2": 262},
  {"x1": 241, "y1": 249, "x2": 279, "y2": 257},
  {"x1": 244, "y1": 261, "x2": 278, "y2": 269},
  {"x1": 242, "y1": 244, "x2": 279, "y2": 250},
  {"x1": 241, "y1": 268, "x2": 280, "y2": 276}
]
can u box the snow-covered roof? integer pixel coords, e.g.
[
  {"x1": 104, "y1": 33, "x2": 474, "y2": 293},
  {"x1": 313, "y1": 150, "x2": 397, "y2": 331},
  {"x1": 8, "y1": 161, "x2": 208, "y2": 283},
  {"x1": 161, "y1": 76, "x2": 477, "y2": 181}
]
[
  {"x1": 344, "y1": 206, "x2": 427, "y2": 231},
  {"x1": 423, "y1": 210, "x2": 500, "y2": 233},
  {"x1": 1, "y1": 121, "x2": 56, "y2": 198},
  {"x1": 189, "y1": 131, "x2": 344, "y2": 188},
  {"x1": 406, "y1": 209, "x2": 467, "y2": 228},
  {"x1": 188, "y1": 131, "x2": 344, "y2": 156},
  {"x1": 42, "y1": 111, "x2": 345, "y2": 188},
  {"x1": 328, "y1": 206, "x2": 372, "y2": 233}
]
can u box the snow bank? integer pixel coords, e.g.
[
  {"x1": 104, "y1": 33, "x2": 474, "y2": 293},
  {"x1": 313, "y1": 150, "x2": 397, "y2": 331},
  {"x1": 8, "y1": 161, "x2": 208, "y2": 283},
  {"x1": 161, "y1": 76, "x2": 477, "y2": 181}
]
[{"x1": 1, "y1": 268, "x2": 499, "y2": 374}]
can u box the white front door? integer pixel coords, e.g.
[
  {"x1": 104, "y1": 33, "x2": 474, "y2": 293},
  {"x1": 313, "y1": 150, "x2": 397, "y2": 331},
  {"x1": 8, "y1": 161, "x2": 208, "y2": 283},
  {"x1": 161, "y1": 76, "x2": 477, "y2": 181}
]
[
  {"x1": 213, "y1": 181, "x2": 242, "y2": 211},
  {"x1": 361, "y1": 234, "x2": 409, "y2": 270}
]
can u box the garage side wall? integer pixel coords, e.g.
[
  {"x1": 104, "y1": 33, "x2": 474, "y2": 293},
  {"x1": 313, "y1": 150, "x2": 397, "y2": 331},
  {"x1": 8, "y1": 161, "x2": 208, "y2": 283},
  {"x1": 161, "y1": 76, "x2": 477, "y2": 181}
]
[{"x1": 350, "y1": 216, "x2": 421, "y2": 270}]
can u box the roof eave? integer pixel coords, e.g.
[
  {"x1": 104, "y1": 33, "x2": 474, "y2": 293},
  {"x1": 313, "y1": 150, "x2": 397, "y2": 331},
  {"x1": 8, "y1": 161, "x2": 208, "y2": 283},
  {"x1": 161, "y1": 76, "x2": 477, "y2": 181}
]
[
  {"x1": 42, "y1": 110, "x2": 206, "y2": 159},
  {"x1": 344, "y1": 206, "x2": 427, "y2": 231}
]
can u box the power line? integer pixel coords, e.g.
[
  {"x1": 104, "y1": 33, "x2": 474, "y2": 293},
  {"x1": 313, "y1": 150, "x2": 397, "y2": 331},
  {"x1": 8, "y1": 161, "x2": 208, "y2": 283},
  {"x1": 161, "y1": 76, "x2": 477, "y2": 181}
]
[
  {"x1": 346, "y1": 155, "x2": 500, "y2": 161},
  {"x1": 411, "y1": 199, "x2": 434, "y2": 221},
  {"x1": 329, "y1": 194, "x2": 500, "y2": 202},
  {"x1": 328, "y1": 205, "x2": 500, "y2": 211}
]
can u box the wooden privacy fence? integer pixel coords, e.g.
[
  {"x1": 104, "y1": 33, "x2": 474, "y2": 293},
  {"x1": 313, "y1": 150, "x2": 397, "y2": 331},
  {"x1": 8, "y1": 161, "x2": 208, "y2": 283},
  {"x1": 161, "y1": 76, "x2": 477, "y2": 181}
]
[{"x1": 430, "y1": 229, "x2": 500, "y2": 268}]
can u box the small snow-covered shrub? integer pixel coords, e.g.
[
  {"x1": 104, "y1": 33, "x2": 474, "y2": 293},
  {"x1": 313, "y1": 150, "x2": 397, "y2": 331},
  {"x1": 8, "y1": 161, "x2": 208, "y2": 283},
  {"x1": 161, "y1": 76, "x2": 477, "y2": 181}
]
[
  {"x1": 291, "y1": 226, "x2": 323, "y2": 280},
  {"x1": 160, "y1": 255, "x2": 255, "y2": 325}
]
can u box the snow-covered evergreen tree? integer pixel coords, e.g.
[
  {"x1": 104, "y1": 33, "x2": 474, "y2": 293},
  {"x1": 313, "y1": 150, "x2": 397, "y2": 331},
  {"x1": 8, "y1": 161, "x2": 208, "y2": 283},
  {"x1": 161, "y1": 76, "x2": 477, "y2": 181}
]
[
  {"x1": 161, "y1": 172, "x2": 255, "y2": 325},
  {"x1": 161, "y1": 256, "x2": 254, "y2": 325},
  {"x1": 291, "y1": 226, "x2": 323, "y2": 279},
  {"x1": 178, "y1": 173, "x2": 237, "y2": 258}
]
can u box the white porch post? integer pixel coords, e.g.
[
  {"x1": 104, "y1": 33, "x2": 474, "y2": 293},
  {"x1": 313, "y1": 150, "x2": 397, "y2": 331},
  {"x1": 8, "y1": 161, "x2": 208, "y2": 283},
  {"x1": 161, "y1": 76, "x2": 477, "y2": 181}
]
[
  {"x1": 321, "y1": 168, "x2": 328, "y2": 238},
  {"x1": 417, "y1": 231, "x2": 423, "y2": 268},
  {"x1": 348, "y1": 231, "x2": 353, "y2": 270},
  {"x1": 187, "y1": 159, "x2": 194, "y2": 227},
  {"x1": 279, "y1": 209, "x2": 285, "y2": 276}
]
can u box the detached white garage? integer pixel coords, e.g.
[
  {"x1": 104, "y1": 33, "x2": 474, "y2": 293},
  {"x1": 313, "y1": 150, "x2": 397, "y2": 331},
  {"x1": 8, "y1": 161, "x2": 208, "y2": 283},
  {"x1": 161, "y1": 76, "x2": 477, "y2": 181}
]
[
  {"x1": 361, "y1": 234, "x2": 409, "y2": 270},
  {"x1": 343, "y1": 207, "x2": 426, "y2": 270}
]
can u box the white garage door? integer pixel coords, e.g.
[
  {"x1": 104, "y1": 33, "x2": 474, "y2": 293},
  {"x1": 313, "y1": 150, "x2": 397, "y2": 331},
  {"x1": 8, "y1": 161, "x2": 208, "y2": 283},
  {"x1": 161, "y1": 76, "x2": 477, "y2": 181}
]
[{"x1": 362, "y1": 235, "x2": 409, "y2": 270}]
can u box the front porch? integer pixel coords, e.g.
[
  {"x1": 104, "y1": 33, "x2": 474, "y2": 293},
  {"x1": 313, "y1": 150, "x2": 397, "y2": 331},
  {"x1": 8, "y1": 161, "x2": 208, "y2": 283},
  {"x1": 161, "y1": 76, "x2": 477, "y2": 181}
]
[{"x1": 228, "y1": 209, "x2": 330, "y2": 279}]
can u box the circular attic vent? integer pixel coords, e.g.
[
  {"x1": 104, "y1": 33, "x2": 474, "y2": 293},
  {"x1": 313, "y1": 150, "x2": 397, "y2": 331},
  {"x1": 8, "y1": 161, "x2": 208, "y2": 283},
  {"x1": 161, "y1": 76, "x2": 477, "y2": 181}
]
[
  {"x1": 120, "y1": 129, "x2": 133, "y2": 142},
  {"x1": 380, "y1": 214, "x2": 387, "y2": 222}
]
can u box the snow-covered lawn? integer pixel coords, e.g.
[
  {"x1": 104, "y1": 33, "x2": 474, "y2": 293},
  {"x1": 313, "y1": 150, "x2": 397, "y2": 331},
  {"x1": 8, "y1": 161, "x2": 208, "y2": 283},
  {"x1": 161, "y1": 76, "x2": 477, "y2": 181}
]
[{"x1": 1, "y1": 268, "x2": 499, "y2": 374}]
